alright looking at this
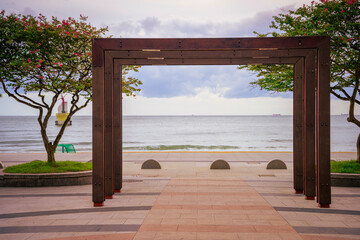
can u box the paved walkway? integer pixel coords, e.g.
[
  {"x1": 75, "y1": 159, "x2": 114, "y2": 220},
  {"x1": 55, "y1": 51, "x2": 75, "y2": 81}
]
[
  {"x1": 0, "y1": 152, "x2": 359, "y2": 240},
  {"x1": 134, "y1": 178, "x2": 302, "y2": 240}
]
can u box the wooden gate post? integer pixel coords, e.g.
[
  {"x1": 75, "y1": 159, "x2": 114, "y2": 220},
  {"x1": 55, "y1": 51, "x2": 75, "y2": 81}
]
[
  {"x1": 104, "y1": 53, "x2": 114, "y2": 199},
  {"x1": 293, "y1": 58, "x2": 305, "y2": 193},
  {"x1": 113, "y1": 63, "x2": 123, "y2": 192},
  {"x1": 304, "y1": 51, "x2": 316, "y2": 200},
  {"x1": 317, "y1": 38, "x2": 331, "y2": 207},
  {"x1": 92, "y1": 40, "x2": 105, "y2": 206}
]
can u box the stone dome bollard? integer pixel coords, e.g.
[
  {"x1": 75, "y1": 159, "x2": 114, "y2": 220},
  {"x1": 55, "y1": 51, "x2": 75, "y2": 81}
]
[
  {"x1": 266, "y1": 159, "x2": 287, "y2": 169},
  {"x1": 210, "y1": 159, "x2": 230, "y2": 169},
  {"x1": 141, "y1": 159, "x2": 161, "y2": 169}
]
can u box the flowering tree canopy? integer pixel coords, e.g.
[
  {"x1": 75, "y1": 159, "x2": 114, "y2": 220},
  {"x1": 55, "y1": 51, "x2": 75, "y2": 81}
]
[
  {"x1": 239, "y1": 0, "x2": 360, "y2": 161},
  {"x1": 0, "y1": 11, "x2": 142, "y2": 163}
]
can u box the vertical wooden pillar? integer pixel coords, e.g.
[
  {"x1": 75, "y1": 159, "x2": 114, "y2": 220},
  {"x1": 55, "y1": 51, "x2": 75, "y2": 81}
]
[
  {"x1": 92, "y1": 40, "x2": 105, "y2": 206},
  {"x1": 304, "y1": 52, "x2": 316, "y2": 200},
  {"x1": 317, "y1": 39, "x2": 331, "y2": 207},
  {"x1": 293, "y1": 58, "x2": 304, "y2": 193},
  {"x1": 113, "y1": 63, "x2": 123, "y2": 192},
  {"x1": 104, "y1": 53, "x2": 114, "y2": 199}
]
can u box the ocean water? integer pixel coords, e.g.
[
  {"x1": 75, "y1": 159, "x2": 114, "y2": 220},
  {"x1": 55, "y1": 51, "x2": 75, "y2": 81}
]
[{"x1": 0, "y1": 115, "x2": 358, "y2": 152}]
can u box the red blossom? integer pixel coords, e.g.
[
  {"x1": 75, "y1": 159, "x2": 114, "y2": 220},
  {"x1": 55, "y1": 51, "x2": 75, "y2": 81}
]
[
  {"x1": 27, "y1": 59, "x2": 31, "y2": 63},
  {"x1": 347, "y1": 38, "x2": 351, "y2": 41},
  {"x1": 66, "y1": 31, "x2": 69, "y2": 35},
  {"x1": 39, "y1": 60, "x2": 43, "y2": 63},
  {"x1": 30, "y1": 51, "x2": 34, "y2": 54},
  {"x1": 59, "y1": 64, "x2": 63, "y2": 67},
  {"x1": 15, "y1": 18, "x2": 18, "y2": 21},
  {"x1": 87, "y1": 52, "x2": 91, "y2": 56},
  {"x1": 342, "y1": 10, "x2": 345, "y2": 13}
]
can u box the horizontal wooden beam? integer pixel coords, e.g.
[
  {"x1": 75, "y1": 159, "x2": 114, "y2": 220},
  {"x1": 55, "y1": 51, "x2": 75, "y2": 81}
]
[
  {"x1": 114, "y1": 57, "x2": 300, "y2": 65},
  {"x1": 94, "y1": 37, "x2": 328, "y2": 52},
  {"x1": 108, "y1": 49, "x2": 314, "y2": 59}
]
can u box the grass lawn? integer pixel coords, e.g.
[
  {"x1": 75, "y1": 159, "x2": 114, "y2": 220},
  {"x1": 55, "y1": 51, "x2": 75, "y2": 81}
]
[
  {"x1": 4, "y1": 160, "x2": 92, "y2": 173},
  {"x1": 331, "y1": 160, "x2": 360, "y2": 174}
]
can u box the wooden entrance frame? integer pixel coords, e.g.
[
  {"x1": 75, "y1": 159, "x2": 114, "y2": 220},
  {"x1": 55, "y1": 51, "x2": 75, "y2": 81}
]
[{"x1": 92, "y1": 37, "x2": 331, "y2": 208}]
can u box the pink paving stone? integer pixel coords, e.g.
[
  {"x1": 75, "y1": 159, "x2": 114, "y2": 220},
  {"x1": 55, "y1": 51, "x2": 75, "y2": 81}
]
[{"x1": 134, "y1": 178, "x2": 304, "y2": 239}]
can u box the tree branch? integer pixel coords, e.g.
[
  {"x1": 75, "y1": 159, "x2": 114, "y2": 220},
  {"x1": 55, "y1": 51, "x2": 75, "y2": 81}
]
[
  {"x1": 14, "y1": 87, "x2": 47, "y2": 108},
  {"x1": 38, "y1": 89, "x2": 49, "y2": 109},
  {"x1": 347, "y1": 70, "x2": 360, "y2": 128},
  {"x1": 53, "y1": 92, "x2": 90, "y2": 147},
  {"x1": 0, "y1": 76, "x2": 42, "y2": 110},
  {"x1": 330, "y1": 88, "x2": 350, "y2": 101},
  {"x1": 43, "y1": 91, "x2": 61, "y2": 129}
]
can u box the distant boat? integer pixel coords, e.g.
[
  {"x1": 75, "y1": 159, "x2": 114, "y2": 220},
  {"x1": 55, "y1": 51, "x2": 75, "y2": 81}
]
[
  {"x1": 55, "y1": 95, "x2": 72, "y2": 126},
  {"x1": 272, "y1": 114, "x2": 281, "y2": 116}
]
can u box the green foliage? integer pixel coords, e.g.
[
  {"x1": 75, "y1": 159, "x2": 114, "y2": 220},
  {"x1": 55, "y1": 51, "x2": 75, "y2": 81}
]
[
  {"x1": 0, "y1": 11, "x2": 142, "y2": 99},
  {"x1": 240, "y1": 0, "x2": 360, "y2": 97},
  {"x1": 4, "y1": 160, "x2": 92, "y2": 173},
  {"x1": 331, "y1": 160, "x2": 360, "y2": 173},
  {"x1": 0, "y1": 11, "x2": 143, "y2": 163},
  {"x1": 239, "y1": 64, "x2": 294, "y2": 92}
]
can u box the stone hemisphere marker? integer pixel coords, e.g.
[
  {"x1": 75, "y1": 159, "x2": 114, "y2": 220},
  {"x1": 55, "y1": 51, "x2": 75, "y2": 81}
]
[
  {"x1": 210, "y1": 159, "x2": 231, "y2": 169},
  {"x1": 141, "y1": 159, "x2": 161, "y2": 169},
  {"x1": 266, "y1": 159, "x2": 287, "y2": 169}
]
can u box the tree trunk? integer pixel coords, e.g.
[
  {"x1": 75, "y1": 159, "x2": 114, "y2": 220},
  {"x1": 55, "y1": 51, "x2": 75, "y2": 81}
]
[
  {"x1": 357, "y1": 133, "x2": 360, "y2": 163},
  {"x1": 46, "y1": 143, "x2": 56, "y2": 165}
]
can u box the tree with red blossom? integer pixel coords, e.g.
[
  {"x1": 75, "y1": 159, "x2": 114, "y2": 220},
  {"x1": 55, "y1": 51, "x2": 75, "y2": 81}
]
[
  {"x1": 239, "y1": 0, "x2": 360, "y2": 162},
  {"x1": 0, "y1": 11, "x2": 142, "y2": 164}
]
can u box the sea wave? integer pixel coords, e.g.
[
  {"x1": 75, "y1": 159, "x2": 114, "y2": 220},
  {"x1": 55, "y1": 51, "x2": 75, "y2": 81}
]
[{"x1": 123, "y1": 145, "x2": 241, "y2": 151}]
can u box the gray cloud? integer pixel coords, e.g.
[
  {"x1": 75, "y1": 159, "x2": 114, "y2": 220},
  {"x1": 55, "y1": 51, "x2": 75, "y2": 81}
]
[
  {"x1": 121, "y1": 6, "x2": 296, "y2": 99},
  {"x1": 109, "y1": 5, "x2": 294, "y2": 38},
  {"x1": 21, "y1": 7, "x2": 36, "y2": 16},
  {"x1": 128, "y1": 65, "x2": 292, "y2": 99}
]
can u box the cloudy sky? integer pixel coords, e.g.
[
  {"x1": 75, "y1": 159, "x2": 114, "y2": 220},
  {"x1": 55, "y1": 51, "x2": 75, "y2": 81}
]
[{"x1": 0, "y1": 0, "x2": 356, "y2": 115}]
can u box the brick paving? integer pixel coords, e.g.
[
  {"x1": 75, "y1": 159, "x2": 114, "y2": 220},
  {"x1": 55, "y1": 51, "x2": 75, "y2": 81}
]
[
  {"x1": 134, "y1": 178, "x2": 302, "y2": 240},
  {"x1": 0, "y1": 152, "x2": 359, "y2": 240}
]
